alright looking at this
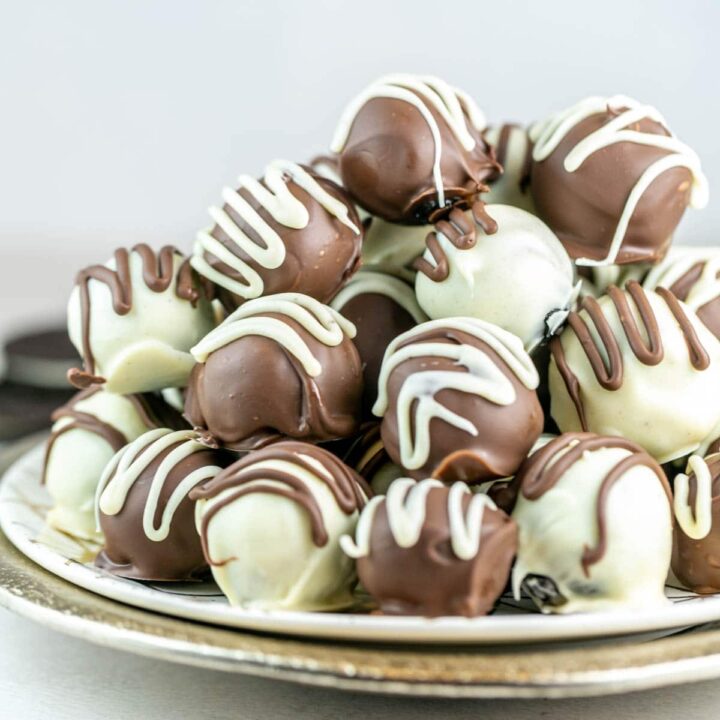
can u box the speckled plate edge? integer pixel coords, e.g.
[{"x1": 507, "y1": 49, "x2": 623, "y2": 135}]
[
  {"x1": 4, "y1": 441, "x2": 720, "y2": 646},
  {"x1": 3, "y1": 437, "x2": 720, "y2": 697}
]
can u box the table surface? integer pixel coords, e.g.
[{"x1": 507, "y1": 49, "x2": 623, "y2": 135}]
[{"x1": 0, "y1": 605, "x2": 717, "y2": 720}]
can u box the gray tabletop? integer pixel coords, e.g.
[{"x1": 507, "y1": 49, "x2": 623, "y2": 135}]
[{"x1": 0, "y1": 606, "x2": 713, "y2": 720}]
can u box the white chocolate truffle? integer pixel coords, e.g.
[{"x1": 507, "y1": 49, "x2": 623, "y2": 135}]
[
  {"x1": 67, "y1": 245, "x2": 216, "y2": 394},
  {"x1": 361, "y1": 218, "x2": 430, "y2": 283},
  {"x1": 43, "y1": 388, "x2": 171, "y2": 541},
  {"x1": 414, "y1": 204, "x2": 577, "y2": 350},
  {"x1": 644, "y1": 245, "x2": 720, "y2": 340},
  {"x1": 191, "y1": 441, "x2": 369, "y2": 611},
  {"x1": 549, "y1": 281, "x2": 720, "y2": 463},
  {"x1": 511, "y1": 433, "x2": 672, "y2": 613},
  {"x1": 483, "y1": 125, "x2": 535, "y2": 213}
]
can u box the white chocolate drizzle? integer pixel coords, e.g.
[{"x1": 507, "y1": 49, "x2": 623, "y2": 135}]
[
  {"x1": 330, "y1": 270, "x2": 427, "y2": 324},
  {"x1": 191, "y1": 293, "x2": 356, "y2": 376},
  {"x1": 529, "y1": 96, "x2": 709, "y2": 267},
  {"x1": 373, "y1": 318, "x2": 539, "y2": 470},
  {"x1": 95, "y1": 429, "x2": 222, "y2": 542},
  {"x1": 331, "y1": 74, "x2": 487, "y2": 208},
  {"x1": 340, "y1": 479, "x2": 498, "y2": 560},
  {"x1": 644, "y1": 247, "x2": 720, "y2": 312},
  {"x1": 192, "y1": 159, "x2": 360, "y2": 300},
  {"x1": 674, "y1": 454, "x2": 715, "y2": 540}
]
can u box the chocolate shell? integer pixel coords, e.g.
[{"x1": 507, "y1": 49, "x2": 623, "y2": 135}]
[
  {"x1": 192, "y1": 160, "x2": 363, "y2": 309},
  {"x1": 529, "y1": 96, "x2": 708, "y2": 266},
  {"x1": 185, "y1": 293, "x2": 363, "y2": 450},
  {"x1": 374, "y1": 318, "x2": 543, "y2": 483},
  {"x1": 95, "y1": 429, "x2": 229, "y2": 581},
  {"x1": 342, "y1": 480, "x2": 517, "y2": 617},
  {"x1": 331, "y1": 75, "x2": 499, "y2": 224}
]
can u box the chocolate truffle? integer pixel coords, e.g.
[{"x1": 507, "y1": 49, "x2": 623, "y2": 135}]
[
  {"x1": 186, "y1": 293, "x2": 363, "y2": 450},
  {"x1": 374, "y1": 318, "x2": 543, "y2": 482},
  {"x1": 529, "y1": 95, "x2": 708, "y2": 266},
  {"x1": 483, "y1": 124, "x2": 535, "y2": 213},
  {"x1": 414, "y1": 204, "x2": 578, "y2": 350},
  {"x1": 644, "y1": 246, "x2": 720, "y2": 340},
  {"x1": 511, "y1": 433, "x2": 672, "y2": 613},
  {"x1": 341, "y1": 479, "x2": 517, "y2": 617},
  {"x1": 43, "y1": 388, "x2": 185, "y2": 541},
  {"x1": 191, "y1": 441, "x2": 369, "y2": 610},
  {"x1": 549, "y1": 281, "x2": 720, "y2": 462},
  {"x1": 672, "y1": 453, "x2": 720, "y2": 593},
  {"x1": 343, "y1": 423, "x2": 404, "y2": 495},
  {"x1": 191, "y1": 159, "x2": 363, "y2": 309},
  {"x1": 360, "y1": 218, "x2": 430, "y2": 283},
  {"x1": 95, "y1": 428, "x2": 228, "y2": 581},
  {"x1": 67, "y1": 245, "x2": 216, "y2": 394},
  {"x1": 331, "y1": 74, "x2": 499, "y2": 224},
  {"x1": 331, "y1": 269, "x2": 427, "y2": 415}
]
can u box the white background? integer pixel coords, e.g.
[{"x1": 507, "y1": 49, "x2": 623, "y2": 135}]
[{"x1": 0, "y1": 1, "x2": 719, "y2": 717}]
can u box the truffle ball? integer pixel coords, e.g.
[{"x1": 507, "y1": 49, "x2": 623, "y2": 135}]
[
  {"x1": 549, "y1": 281, "x2": 720, "y2": 462},
  {"x1": 185, "y1": 293, "x2": 363, "y2": 450},
  {"x1": 192, "y1": 159, "x2": 363, "y2": 309},
  {"x1": 529, "y1": 95, "x2": 708, "y2": 266},
  {"x1": 360, "y1": 218, "x2": 430, "y2": 283},
  {"x1": 511, "y1": 433, "x2": 672, "y2": 612},
  {"x1": 191, "y1": 441, "x2": 369, "y2": 611},
  {"x1": 331, "y1": 269, "x2": 427, "y2": 415},
  {"x1": 67, "y1": 245, "x2": 216, "y2": 394},
  {"x1": 483, "y1": 124, "x2": 535, "y2": 213},
  {"x1": 374, "y1": 318, "x2": 543, "y2": 482},
  {"x1": 672, "y1": 453, "x2": 720, "y2": 593},
  {"x1": 341, "y1": 479, "x2": 517, "y2": 617},
  {"x1": 331, "y1": 74, "x2": 498, "y2": 223},
  {"x1": 95, "y1": 429, "x2": 228, "y2": 581},
  {"x1": 414, "y1": 204, "x2": 578, "y2": 350},
  {"x1": 43, "y1": 388, "x2": 185, "y2": 541},
  {"x1": 644, "y1": 246, "x2": 720, "y2": 340}
]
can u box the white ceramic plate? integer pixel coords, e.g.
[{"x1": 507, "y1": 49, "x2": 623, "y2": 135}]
[{"x1": 3, "y1": 443, "x2": 720, "y2": 645}]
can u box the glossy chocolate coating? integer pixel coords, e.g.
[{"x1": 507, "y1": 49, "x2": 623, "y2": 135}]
[
  {"x1": 531, "y1": 112, "x2": 693, "y2": 265},
  {"x1": 337, "y1": 97, "x2": 497, "y2": 224},
  {"x1": 672, "y1": 454, "x2": 720, "y2": 593},
  {"x1": 357, "y1": 486, "x2": 517, "y2": 617},
  {"x1": 380, "y1": 327, "x2": 544, "y2": 482},
  {"x1": 201, "y1": 170, "x2": 362, "y2": 309},
  {"x1": 96, "y1": 440, "x2": 229, "y2": 581},
  {"x1": 185, "y1": 313, "x2": 363, "y2": 451}
]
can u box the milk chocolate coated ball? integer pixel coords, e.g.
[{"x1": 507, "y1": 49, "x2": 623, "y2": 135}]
[
  {"x1": 529, "y1": 95, "x2": 708, "y2": 266},
  {"x1": 331, "y1": 74, "x2": 499, "y2": 224}
]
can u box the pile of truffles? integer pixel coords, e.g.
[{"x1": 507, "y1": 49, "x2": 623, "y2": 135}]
[{"x1": 44, "y1": 74, "x2": 720, "y2": 617}]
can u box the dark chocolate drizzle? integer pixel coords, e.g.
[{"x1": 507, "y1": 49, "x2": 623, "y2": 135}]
[
  {"x1": 413, "y1": 204, "x2": 497, "y2": 282},
  {"x1": 191, "y1": 442, "x2": 370, "y2": 566},
  {"x1": 551, "y1": 281, "x2": 711, "y2": 430},
  {"x1": 68, "y1": 245, "x2": 202, "y2": 389},
  {"x1": 514, "y1": 433, "x2": 671, "y2": 576}
]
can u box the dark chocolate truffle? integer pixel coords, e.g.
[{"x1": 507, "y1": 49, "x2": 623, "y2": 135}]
[
  {"x1": 331, "y1": 268, "x2": 427, "y2": 416},
  {"x1": 374, "y1": 318, "x2": 543, "y2": 482},
  {"x1": 672, "y1": 453, "x2": 720, "y2": 593},
  {"x1": 331, "y1": 74, "x2": 499, "y2": 224},
  {"x1": 95, "y1": 428, "x2": 229, "y2": 581},
  {"x1": 529, "y1": 95, "x2": 708, "y2": 266},
  {"x1": 192, "y1": 159, "x2": 363, "y2": 309},
  {"x1": 185, "y1": 293, "x2": 363, "y2": 450},
  {"x1": 341, "y1": 479, "x2": 517, "y2": 617}
]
